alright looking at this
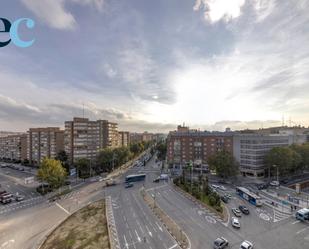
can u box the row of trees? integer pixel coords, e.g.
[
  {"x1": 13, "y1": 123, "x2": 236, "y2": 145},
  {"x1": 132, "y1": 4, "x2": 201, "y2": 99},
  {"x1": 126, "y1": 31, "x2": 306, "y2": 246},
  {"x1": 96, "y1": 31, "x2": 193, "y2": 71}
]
[
  {"x1": 265, "y1": 143, "x2": 309, "y2": 177},
  {"x1": 174, "y1": 174, "x2": 222, "y2": 212}
]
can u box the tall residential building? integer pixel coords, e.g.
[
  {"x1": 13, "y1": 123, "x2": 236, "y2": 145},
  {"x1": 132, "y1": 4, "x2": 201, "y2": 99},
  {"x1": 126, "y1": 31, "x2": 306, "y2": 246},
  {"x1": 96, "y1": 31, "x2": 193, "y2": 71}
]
[
  {"x1": 118, "y1": 131, "x2": 130, "y2": 147},
  {"x1": 233, "y1": 133, "x2": 306, "y2": 178},
  {"x1": 98, "y1": 120, "x2": 119, "y2": 148},
  {"x1": 64, "y1": 117, "x2": 119, "y2": 164},
  {"x1": 167, "y1": 125, "x2": 233, "y2": 169},
  {"x1": 27, "y1": 127, "x2": 64, "y2": 165},
  {"x1": 65, "y1": 118, "x2": 100, "y2": 165},
  {"x1": 130, "y1": 132, "x2": 155, "y2": 144},
  {"x1": 0, "y1": 134, "x2": 27, "y2": 161}
]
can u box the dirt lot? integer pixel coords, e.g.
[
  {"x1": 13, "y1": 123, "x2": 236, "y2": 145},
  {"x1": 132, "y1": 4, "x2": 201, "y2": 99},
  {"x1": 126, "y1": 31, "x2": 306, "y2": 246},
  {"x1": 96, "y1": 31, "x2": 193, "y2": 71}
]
[{"x1": 41, "y1": 200, "x2": 110, "y2": 249}]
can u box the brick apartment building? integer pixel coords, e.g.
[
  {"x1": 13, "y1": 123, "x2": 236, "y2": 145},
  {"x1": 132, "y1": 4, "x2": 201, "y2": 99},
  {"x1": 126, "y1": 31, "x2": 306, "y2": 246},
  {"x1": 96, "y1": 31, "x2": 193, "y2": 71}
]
[
  {"x1": 167, "y1": 125, "x2": 233, "y2": 169},
  {"x1": 27, "y1": 127, "x2": 64, "y2": 165},
  {"x1": 0, "y1": 134, "x2": 27, "y2": 162}
]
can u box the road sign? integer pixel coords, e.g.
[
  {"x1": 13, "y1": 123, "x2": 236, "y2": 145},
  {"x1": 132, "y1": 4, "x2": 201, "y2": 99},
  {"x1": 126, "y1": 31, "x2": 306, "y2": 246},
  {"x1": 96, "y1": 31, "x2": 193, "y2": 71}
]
[{"x1": 70, "y1": 168, "x2": 77, "y2": 176}]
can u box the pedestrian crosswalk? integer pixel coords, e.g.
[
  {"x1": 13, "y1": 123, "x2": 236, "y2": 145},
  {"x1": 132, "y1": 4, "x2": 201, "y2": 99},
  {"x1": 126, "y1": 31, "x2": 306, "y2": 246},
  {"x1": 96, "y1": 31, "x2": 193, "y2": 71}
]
[{"x1": 273, "y1": 209, "x2": 291, "y2": 222}]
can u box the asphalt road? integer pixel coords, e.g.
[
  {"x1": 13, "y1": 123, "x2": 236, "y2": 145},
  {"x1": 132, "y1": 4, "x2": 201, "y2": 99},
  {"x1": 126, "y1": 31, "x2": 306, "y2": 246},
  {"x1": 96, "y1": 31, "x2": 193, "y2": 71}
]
[{"x1": 105, "y1": 156, "x2": 180, "y2": 249}]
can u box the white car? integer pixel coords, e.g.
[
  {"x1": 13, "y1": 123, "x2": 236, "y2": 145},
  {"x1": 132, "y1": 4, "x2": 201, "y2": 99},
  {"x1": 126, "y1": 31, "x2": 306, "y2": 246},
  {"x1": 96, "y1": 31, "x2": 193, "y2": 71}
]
[
  {"x1": 232, "y1": 208, "x2": 242, "y2": 217},
  {"x1": 240, "y1": 240, "x2": 253, "y2": 249},
  {"x1": 218, "y1": 185, "x2": 227, "y2": 191},
  {"x1": 231, "y1": 217, "x2": 240, "y2": 228},
  {"x1": 270, "y1": 181, "x2": 279, "y2": 186},
  {"x1": 212, "y1": 184, "x2": 219, "y2": 189}
]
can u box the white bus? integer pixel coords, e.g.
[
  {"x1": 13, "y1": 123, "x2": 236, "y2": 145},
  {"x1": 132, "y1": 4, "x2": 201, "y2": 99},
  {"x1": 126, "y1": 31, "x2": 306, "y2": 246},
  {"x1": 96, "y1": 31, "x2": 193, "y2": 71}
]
[{"x1": 236, "y1": 187, "x2": 263, "y2": 206}]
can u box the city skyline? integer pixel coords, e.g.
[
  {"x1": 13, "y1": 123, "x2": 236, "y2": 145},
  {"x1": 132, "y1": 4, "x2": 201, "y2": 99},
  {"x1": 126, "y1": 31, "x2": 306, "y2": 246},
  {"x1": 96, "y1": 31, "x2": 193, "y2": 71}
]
[{"x1": 1, "y1": 0, "x2": 309, "y2": 132}]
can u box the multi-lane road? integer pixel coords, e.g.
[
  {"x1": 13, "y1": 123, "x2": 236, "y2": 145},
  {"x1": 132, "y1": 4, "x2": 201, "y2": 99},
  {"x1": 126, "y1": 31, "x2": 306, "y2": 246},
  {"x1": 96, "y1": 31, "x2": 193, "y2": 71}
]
[{"x1": 1, "y1": 154, "x2": 309, "y2": 249}]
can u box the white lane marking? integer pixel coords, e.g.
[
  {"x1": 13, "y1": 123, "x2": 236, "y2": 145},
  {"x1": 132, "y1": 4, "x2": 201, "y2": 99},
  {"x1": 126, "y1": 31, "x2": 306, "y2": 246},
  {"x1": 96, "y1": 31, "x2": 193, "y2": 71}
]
[
  {"x1": 55, "y1": 202, "x2": 70, "y2": 215},
  {"x1": 135, "y1": 230, "x2": 141, "y2": 242},
  {"x1": 145, "y1": 225, "x2": 152, "y2": 237},
  {"x1": 1, "y1": 239, "x2": 15, "y2": 248},
  {"x1": 124, "y1": 235, "x2": 129, "y2": 249},
  {"x1": 205, "y1": 216, "x2": 216, "y2": 224},
  {"x1": 259, "y1": 213, "x2": 270, "y2": 221},
  {"x1": 168, "y1": 244, "x2": 178, "y2": 249},
  {"x1": 296, "y1": 227, "x2": 309, "y2": 234},
  {"x1": 155, "y1": 221, "x2": 163, "y2": 231},
  {"x1": 292, "y1": 220, "x2": 300, "y2": 225}
]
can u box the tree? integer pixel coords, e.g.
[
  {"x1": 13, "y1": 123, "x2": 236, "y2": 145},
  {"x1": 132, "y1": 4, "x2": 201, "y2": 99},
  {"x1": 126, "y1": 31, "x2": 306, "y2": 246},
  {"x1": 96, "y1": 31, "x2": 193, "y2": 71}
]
[
  {"x1": 37, "y1": 158, "x2": 67, "y2": 189},
  {"x1": 55, "y1": 150, "x2": 69, "y2": 173},
  {"x1": 75, "y1": 158, "x2": 91, "y2": 178},
  {"x1": 156, "y1": 142, "x2": 167, "y2": 161},
  {"x1": 208, "y1": 150, "x2": 239, "y2": 178},
  {"x1": 265, "y1": 147, "x2": 302, "y2": 176},
  {"x1": 96, "y1": 148, "x2": 114, "y2": 172},
  {"x1": 291, "y1": 143, "x2": 309, "y2": 171}
]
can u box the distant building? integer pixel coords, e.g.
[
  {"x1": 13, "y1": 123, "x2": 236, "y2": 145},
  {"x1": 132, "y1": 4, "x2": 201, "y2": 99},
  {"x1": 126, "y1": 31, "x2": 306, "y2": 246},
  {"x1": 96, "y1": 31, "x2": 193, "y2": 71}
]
[
  {"x1": 167, "y1": 125, "x2": 233, "y2": 170},
  {"x1": 27, "y1": 127, "x2": 64, "y2": 165},
  {"x1": 118, "y1": 131, "x2": 130, "y2": 147},
  {"x1": 130, "y1": 132, "x2": 155, "y2": 144},
  {"x1": 0, "y1": 134, "x2": 27, "y2": 162}
]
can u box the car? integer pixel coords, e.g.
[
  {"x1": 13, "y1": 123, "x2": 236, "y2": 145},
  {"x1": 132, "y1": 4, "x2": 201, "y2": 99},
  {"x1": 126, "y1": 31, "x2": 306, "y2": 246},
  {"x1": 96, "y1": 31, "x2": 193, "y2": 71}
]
[
  {"x1": 221, "y1": 196, "x2": 229, "y2": 203},
  {"x1": 15, "y1": 195, "x2": 24, "y2": 202},
  {"x1": 224, "y1": 193, "x2": 232, "y2": 199},
  {"x1": 232, "y1": 208, "x2": 242, "y2": 217},
  {"x1": 125, "y1": 182, "x2": 133, "y2": 188},
  {"x1": 64, "y1": 180, "x2": 71, "y2": 185},
  {"x1": 280, "y1": 179, "x2": 289, "y2": 184},
  {"x1": 231, "y1": 217, "x2": 240, "y2": 228},
  {"x1": 153, "y1": 177, "x2": 160, "y2": 183},
  {"x1": 270, "y1": 181, "x2": 280, "y2": 186},
  {"x1": 218, "y1": 185, "x2": 227, "y2": 191},
  {"x1": 239, "y1": 205, "x2": 250, "y2": 215},
  {"x1": 240, "y1": 240, "x2": 253, "y2": 249},
  {"x1": 256, "y1": 183, "x2": 268, "y2": 190},
  {"x1": 212, "y1": 184, "x2": 219, "y2": 189},
  {"x1": 213, "y1": 237, "x2": 229, "y2": 249}
]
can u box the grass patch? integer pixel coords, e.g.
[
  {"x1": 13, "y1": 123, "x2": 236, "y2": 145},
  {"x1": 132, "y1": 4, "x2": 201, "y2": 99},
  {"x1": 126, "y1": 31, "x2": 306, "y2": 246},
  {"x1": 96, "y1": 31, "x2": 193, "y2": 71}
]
[{"x1": 40, "y1": 200, "x2": 109, "y2": 249}]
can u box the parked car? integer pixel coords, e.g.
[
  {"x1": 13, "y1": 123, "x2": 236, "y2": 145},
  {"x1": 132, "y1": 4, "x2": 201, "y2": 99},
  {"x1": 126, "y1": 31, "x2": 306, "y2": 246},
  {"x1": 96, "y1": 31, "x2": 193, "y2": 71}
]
[
  {"x1": 213, "y1": 237, "x2": 229, "y2": 249},
  {"x1": 240, "y1": 240, "x2": 253, "y2": 249},
  {"x1": 280, "y1": 179, "x2": 289, "y2": 184},
  {"x1": 270, "y1": 181, "x2": 280, "y2": 187},
  {"x1": 256, "y1": 183, "x2": 268, "y2": 190},
  {"x1": 224, "y1": 193, "x2": 232, "y2": 199},
  {"x1": 232, "y1": 208, "x2": 242, "y2": 217},
  {"x1": 231, "y1": 217, "x2": 240, "y2": 228},
  {"x1": 239, "y1": 205, "x2": 250, "y2": 215}
]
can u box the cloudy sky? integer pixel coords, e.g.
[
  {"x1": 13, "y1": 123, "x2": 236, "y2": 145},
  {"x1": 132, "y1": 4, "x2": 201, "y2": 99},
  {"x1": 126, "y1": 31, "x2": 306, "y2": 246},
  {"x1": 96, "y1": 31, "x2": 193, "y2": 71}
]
[{"x1": 0, "y1": 0, "x2": 309, "y2": 132}]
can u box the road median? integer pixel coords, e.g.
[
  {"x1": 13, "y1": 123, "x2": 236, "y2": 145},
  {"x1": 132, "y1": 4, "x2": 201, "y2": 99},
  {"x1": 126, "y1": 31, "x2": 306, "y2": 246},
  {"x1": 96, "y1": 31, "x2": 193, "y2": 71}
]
[{"x1": 140, "y1": 187, "x2": 190, "y2": 249}]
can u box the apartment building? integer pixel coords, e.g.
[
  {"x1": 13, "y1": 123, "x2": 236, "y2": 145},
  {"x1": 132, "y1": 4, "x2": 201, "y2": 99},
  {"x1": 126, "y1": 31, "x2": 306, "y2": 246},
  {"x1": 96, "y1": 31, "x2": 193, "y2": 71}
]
[
  {"x1": 118, "y1": 131, "x2": 130, "y2": 147},
  {"x1": 98, "y1": 120, "x2": 119, "y2": 148},
  {"x1": 65, "y1": 118, "x2": 119, "y2": 164},
  {"x1": 27, "y1": 127, "x2": 64, "y2": 165},
  {"x1": 167, "y1": 125, "x2": 233, "y2": 169},
  {"x1": 130, "y1": 132, "x2": 155, "y2": 144},
  {"x1": 0, "y1": 134, "x2": 27, "y2": 161},
  {"x1": 65, "y1": 118, "x2": 100, "y2": 164}
]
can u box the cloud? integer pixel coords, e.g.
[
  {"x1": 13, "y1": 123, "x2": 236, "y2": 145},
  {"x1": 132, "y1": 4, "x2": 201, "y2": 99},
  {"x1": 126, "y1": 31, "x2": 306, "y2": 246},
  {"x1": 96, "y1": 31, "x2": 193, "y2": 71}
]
[
  {"x1": 193, "y1": 0, "x2": 246, "y2": 23},
  {"x1": 71, "y1": 0, "x2": 105, "y2": 12},
  {"x1": 22, "y1": 0, "x2": 76, "y2": 30},
  {"x1": 22, "y1": 0, "x2": 105, "y2": 30}
]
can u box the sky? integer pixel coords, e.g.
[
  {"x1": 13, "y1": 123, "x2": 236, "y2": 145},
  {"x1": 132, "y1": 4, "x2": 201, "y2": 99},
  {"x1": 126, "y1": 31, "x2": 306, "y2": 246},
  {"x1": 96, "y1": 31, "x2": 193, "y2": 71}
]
[{"x1": 0, "y1": 0, "x2": 309, "y2": 133}]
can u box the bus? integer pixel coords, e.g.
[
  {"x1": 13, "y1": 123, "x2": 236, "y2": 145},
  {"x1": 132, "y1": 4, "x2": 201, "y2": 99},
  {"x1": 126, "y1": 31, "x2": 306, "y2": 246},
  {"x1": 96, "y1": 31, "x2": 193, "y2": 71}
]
[
  {"x1": 296, "y1": 208, "x2": 309, "y2": 221},
  {"x1": 236, "y1": 187, "x2": 263, "y2": 206},
  {"x1": 125, "y1": 174, "x2": 146, "y2": 183}
]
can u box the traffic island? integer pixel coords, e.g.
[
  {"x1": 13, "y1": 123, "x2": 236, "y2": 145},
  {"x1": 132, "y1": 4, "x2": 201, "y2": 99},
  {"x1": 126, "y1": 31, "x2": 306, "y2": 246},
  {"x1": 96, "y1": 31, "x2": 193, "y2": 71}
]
[
  {"x1": 40, "y1": 200, "x2": 110, "y2": 249},
  {"x1": 140, "y1": 188, "x2": 190, "y2": 249}
]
